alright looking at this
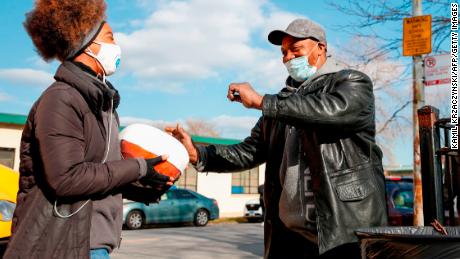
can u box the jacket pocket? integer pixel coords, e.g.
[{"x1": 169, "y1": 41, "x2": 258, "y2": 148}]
[
  {"x1": 330, "y1": 161, "x2": 375, "y2": 202},
  {"x1": 335, "y1": 178, "x2": 373, "y2": 201}
]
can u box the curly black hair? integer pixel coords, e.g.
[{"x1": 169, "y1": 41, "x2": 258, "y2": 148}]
[{"x1": 24, "y1": 0, "x2": 107, "y2": 62}]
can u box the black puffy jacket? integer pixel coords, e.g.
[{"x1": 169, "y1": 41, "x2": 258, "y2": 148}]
[
  {"x1": 197, "y1": 64, "x2": 387, "y2": 258},
  {"x1": 5, "y1": 62, "x2": 156, "y2": 259}
]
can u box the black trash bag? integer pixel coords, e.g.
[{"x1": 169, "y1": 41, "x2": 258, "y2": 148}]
[{"x1": 355, "y1": 226, "x2": 460, "y2": 259}]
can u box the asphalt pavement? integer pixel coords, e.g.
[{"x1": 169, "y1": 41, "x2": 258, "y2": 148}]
[{"x1": 111, "y1": 222, "x2": 264, "y2": 259}]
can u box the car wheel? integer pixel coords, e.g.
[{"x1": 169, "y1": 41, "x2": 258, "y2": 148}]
[
  {"x1": 126, "y1": 210, "x2": 144, "y2": 230},
  {"x1": 247, "y1": 218, "x2": 260, "y2": 223},
  {"x1": 194, "y1": 209, "x2": 209, "y2": 227}
]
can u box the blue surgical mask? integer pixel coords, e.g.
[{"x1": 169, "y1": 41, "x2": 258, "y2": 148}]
[{"x1": 284, "y1": 44, "x2": 319, "y2": 82}]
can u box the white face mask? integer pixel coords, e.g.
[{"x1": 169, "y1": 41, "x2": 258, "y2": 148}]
[{"x1": 86, "y1": 41, "x2": 121, "y2": 77}]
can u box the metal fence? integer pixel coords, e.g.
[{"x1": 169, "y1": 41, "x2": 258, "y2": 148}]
[{"x1": 418, "y1": 106, "x2": 459, "y2": 226}]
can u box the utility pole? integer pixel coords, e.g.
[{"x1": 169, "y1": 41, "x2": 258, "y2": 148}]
[{"x1": 412, "y1": 0, "x2": 425, "y2": 226}]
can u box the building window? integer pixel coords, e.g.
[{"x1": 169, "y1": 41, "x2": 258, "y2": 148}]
[
  {"x1": 176, "y1": 164, "x2": 198, "y2": 191},
  {"x1": 231, "y1": 167, "x2": 259, "y2": 194},
  {"x1": 0, "y1": 148, "x2": 15, "y2": 169}
]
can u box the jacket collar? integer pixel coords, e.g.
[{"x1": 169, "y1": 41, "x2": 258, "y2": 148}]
[{"x1": 54, "y1": 61, "x2": 116, "y2": 115}]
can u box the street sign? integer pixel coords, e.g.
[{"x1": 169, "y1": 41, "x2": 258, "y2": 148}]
[
  {"x1": 424, "y1": 54, "x2": 450, "y2": 86},
  {"x1": 403, "y1": 15, "x2": 432, "y2": 56}
]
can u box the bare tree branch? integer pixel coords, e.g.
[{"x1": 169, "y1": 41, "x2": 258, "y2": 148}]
[
  {"x1": 377, "y1": 100, "x2": 412, "y2": 134},
  {"x1": 328, "y1": 0, "x2": 449, "y2": 56},
  {"x1": 185, "y1": 119, "x2": 220, "y2": 137}
]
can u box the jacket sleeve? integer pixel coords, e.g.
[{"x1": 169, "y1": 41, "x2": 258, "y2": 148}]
[
  {"x1": 262, "y1": 70, "x2": 374, "y2": 131},
  {"x1": 196, "y1": 117, "x2": 267, "y2": 173},
  {"x1": 34, "y1": 87, "x2": 141, "y2": 198}
]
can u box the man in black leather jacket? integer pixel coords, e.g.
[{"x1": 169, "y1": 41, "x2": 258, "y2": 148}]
[{"x1": 167, "y1": 18, "x2": 387, "y2": 258}]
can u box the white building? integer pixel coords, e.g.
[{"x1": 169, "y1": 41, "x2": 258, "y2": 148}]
[
  {"x1": 0, "y1": 113, "x2": 264, "y2": 217},
  {"x1": 0, "y1": 113, "x2": 24, "y2": 172}
]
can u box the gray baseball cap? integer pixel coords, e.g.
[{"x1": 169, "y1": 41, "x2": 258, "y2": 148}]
[{"x1": 268, "y1": 18, "x2": 327, "y2": 46}]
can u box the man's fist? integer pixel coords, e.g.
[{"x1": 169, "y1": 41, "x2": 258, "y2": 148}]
[{"x1": 227, "y1": 82, "x2": 263, "y2": 110}]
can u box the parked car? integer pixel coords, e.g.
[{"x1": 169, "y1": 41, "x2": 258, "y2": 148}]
[
  {"x1": 123, "y1": 188, "x2": 219, "y2": 229},
  {"x1": 386, "y1": 176, "x2": 460, "y2": 226},
  {"x1": 244, "y1": 199, "x2": 263, "y2": 222},
  {"x1": 244, "y1": 177, "x2": 417, "y2": 226},
  {"x1": 244, "y1": 184, "x2": 264, "y2": 222},
  {"x1": 385, "y1": 176, "x2": 414, "y2": 226},
  {"x1": 0, "y1": 165, "x2": 19, "y2": 255}
]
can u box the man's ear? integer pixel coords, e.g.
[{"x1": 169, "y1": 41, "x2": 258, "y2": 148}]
[{"x1": 318, "y1": 42, "x2": 327, "y2": 53}]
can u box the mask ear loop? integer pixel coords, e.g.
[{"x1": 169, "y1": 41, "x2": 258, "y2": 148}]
[
  {"x1": 313, "y1": 43, "x2": 323, "y2": 67},
  {"x1": 84, "y1": 44, "x2": 107, "y2": 82},
  {"x1": 305, "y1": 42, "x2": 320, "y2": 67}
]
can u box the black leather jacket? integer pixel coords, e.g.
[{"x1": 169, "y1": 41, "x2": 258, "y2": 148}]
[{"x1": 197, "y1": 66, "x2": 387, "y2": 258}]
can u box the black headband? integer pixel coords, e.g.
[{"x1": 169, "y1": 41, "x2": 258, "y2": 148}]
[{"x1": 66, "y1": 21, "x2": 106, "y2": 60}]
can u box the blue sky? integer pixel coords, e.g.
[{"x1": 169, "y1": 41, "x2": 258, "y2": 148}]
[{"x1": 0, "y1": 0, "x2": 449, "y2": 166}]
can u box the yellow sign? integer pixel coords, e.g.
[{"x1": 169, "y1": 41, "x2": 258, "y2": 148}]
[{"x1": 403, "y1": 15, "x2": 432, "y2": 56}]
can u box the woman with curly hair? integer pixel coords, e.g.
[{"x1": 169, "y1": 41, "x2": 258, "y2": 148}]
[{"x1": 4, "y1": 1, "x2": 173, "y2": 258}]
